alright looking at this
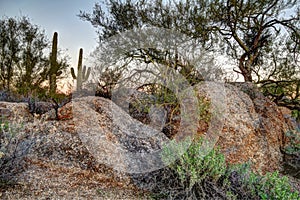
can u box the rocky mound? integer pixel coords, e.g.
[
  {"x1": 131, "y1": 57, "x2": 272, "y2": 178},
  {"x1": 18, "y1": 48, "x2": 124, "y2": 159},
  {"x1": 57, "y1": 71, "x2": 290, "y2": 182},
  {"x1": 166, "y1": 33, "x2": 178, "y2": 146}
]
[
  {"x1": 195, "y1": 82, "x2": 294, "y2": 173},
  {"x1": 0, "y1": 82, "x2": 298, "y2": 198}
]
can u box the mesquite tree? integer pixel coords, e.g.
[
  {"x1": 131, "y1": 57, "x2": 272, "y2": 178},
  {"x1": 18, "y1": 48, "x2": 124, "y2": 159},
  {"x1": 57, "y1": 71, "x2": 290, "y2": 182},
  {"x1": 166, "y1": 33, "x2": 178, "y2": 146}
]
[
  {"x1": 79, "y1": 0, "x2": 299, "y2": 110},
  {"x1": 80, "y1": 0, "x2": 299, "y2": 82}
]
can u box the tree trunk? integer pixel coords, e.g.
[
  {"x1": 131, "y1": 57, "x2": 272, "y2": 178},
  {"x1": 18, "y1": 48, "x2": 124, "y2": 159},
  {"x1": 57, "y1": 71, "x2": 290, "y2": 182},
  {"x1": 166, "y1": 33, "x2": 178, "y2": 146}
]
[{"x1": 239, "y1": 54, "x2": 253, "y2": 82}]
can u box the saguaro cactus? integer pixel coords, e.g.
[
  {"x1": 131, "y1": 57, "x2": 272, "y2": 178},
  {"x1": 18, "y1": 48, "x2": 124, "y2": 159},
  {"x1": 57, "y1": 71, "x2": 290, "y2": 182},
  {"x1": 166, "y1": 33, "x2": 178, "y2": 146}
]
[
  {"x1": 49, "y1": 32, "x2": 62, "y2": 95},
  {"x1": 71, "y1": 48, "x2": 90, "y2": 91}
]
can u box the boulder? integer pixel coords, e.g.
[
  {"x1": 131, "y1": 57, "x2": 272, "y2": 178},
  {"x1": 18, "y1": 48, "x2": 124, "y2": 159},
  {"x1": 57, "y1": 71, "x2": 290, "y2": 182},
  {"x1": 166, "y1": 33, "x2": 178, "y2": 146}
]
[
  {"x1": 70, "y1": 96, "x2": 169, "y2": 173},
  {"x1": 195, "y1": 82, "x2": 294, "y2": 173},
  {"x1": 0, "y1": 101, "x2": 33, "y2": 123},
  {"x1": 0, "y1": 96, "x2": 169, "y2": 198}
]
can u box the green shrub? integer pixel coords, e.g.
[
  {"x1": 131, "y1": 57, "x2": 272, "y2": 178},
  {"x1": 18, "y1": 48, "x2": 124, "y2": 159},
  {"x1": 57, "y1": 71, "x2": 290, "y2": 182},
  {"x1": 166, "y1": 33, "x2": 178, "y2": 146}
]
[
  {"x1": 156, "y1": 137, "x2": 232, "y2": 199},
  {"x1": 284, "y1": 130, "x2": 300, "y2": 154},
  {"x1": 244, "y1": 171, "x2": 300, "y2": 200},
  {"x1": 162, "y1": 137, "x2": 226, "y2": 189},
  {"x1": 228, "y1": 161, "x2": 300, "y2": 200},
  {"x1": 292, "y1": 110, "x2": 300, "y2": 122},
  {"x1": 158, "y1": 136, "x2": 300, "y2": 199}
]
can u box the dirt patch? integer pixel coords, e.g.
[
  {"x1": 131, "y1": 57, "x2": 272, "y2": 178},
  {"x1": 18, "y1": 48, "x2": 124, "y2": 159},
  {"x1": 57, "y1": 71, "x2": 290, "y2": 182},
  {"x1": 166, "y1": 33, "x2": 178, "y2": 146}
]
[{"x1": 1, "y1": 157, "x2": 151, "y2": 199}]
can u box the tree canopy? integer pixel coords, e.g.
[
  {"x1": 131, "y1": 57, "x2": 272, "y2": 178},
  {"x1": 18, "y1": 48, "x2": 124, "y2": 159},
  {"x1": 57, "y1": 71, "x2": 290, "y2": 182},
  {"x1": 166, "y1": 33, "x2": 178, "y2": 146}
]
[
  {"x1": 79, "y1": 0, "x2": 299, "y2": 82},
  {"x1": 79, "y1": 0, "x2": 300, "y2": 113}
]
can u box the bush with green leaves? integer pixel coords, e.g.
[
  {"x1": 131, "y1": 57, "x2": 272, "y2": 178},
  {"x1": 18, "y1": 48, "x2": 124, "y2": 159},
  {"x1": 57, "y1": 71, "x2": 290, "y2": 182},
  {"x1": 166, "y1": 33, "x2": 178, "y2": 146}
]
[
  {"x1": 162, "y1": 137, "x2": 226, "y2": 190},
  {"x1": 284, "y1": 130, "x2": 300, "y2": 155},
  {"x1": 95, "y1": 67, "x2": 122, "y2": 99},
  {"x1": 259, "y1": 80, "x2": 300, "y2": 119},
  {"x1": 292, "y1": 110, "x2": 300, "y2": 123},
  {"x1": 131, "y1": 137, "x2": 228, "y2": 199},
  {"x1": 241, "y1": 170, "x2": 300, "y2": 200},
  {"x1": 133, "y1": 137, "x2": 230, "y2": 199},
  {"x1": 137, "y1": 136, "x2": 300, "y2": 199}
]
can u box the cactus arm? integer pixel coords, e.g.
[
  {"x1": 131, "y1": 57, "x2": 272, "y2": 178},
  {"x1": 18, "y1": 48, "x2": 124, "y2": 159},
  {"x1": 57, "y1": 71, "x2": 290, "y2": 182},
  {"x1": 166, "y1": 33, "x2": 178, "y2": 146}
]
[
  {"x1": 84, "y1": 67, "x2": 91, "y2": 81},
  {"x1": 71, "y1": 67, "x2": 76, "y2": 79},
  {"x1": 82, "y1": 65, "x2": 91, "y2": 81}
]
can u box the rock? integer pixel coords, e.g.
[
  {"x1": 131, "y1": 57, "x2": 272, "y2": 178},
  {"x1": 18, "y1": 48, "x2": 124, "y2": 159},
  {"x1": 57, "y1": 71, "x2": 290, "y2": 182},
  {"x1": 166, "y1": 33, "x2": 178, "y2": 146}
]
[
  {"x1": 278, "y1": 106, "x2": 300, "y2": 130},
  {"x1": 195, "y1": 82, "x2": 292, "y2": 173},
  {"x1": 0, "y1": 101, "x2": 33, "y2": 123},
  {"x1": 0, "y1": 96, "x2": 169, "y2": 198},
  {"x1": 57, "y1": 101, "x2": 73, "y2": 120},
  {"x1": 279, "y1": 106, "x2": 292, "y2": 117},
  {"x1": 0, "y1": 90, "x2": 25, "y2": 102},
  {"x1": 71, "y1": 96, "x2": 169, "y2": 174}
]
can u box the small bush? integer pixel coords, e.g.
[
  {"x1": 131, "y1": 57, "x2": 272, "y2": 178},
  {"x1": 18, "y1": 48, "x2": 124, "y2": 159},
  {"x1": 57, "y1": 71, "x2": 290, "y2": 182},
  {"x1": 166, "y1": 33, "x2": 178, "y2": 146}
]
[
  {"x1": 242, "y1": 170, "x2": 300, "y2": 200},
  {"x1": 162, "y1": 137, "x2": 226, "y2": 189},
  {"x1": 95, "y1": 67, "x2": 122, "y2": 99},
  {"x1": 134, "y1": 137, "x2": 230, "y2": 199},
  {"x1": 292, "y1": 110, "x2": 300, "y2": 122},
  {"x1": 284, "y1": 130, "x2": 300, "y2": 155},
  {"x1": 138, "y1": 136, "x2": 300, "y2": 199}
]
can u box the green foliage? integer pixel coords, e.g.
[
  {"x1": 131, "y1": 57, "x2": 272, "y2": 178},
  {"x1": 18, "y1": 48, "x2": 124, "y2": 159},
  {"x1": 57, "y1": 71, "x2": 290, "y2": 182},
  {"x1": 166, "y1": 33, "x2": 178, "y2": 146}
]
[
  {"x1": 71, "y1": 48, "x2": 91, "y2": 91},
  {"x1": 285, "y1": 130, "x2": 300, "y2": 155},
  {"x1": 79, "y1": 0, "x2": 215, "y2": 87},
  {"x1": 94, "y1": 67, "x2": 121, "y2": 99},
  {"x1": 208, "y1": 0, "x2": 299, "y2": 82},
  {"x1": 0, "y1": 118, "x2": 22, "y2": 157},
  {"x1": 162, "y1": 137, "x2": 227, "y2": 189},
  {"x1": 259, "y1": 80, "x2": 300, "y2": 113},
  {"x1": 128, "y1": 85, "x2": 210, "y2": 139},
  {"x1": 0, "y1": 17, "x2": 69, "y2": 97},
  {"x1": 197, "y1": 96, "x2": 211, "y2": 122},
  {"x1": 292, "y1": 110, "x2": 300, "y2": 122},
  {"x1": 158, "y1": 136, "x2": 300, "y2": 199},
  {"x1": 0, "y1": 120, "x2": 9, "y2": 133},
  {"x1": 227, "y1": 161, "x2": 300, "y2": 200},
  {"x1": 282, "y1": 129, "x2": 300, "y2": 178},
  {"x1": 80, "y1": 0, "x2": 299, "y2": 83},
  {"x1": 243, "y1": 170, "x2": 300, "y2": 200},
  {"x1": 140, "y1": 84, "x2": 180, "y2": 118},
  {"x1": 0, "y1": 16, "x2": 49, "y2": 93}
]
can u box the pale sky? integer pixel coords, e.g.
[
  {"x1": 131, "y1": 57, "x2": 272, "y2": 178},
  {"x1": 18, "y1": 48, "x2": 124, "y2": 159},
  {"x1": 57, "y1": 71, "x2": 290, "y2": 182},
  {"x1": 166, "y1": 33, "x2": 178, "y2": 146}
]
[{"x1": 0, "y1": 0, "x2": 98, "y2": 69}]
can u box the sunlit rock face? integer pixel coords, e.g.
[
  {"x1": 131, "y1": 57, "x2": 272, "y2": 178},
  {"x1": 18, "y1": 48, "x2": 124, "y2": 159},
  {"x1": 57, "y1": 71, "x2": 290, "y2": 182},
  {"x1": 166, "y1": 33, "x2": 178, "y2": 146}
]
[{"x1": 195, "y1": 82, "x2": 294, "y2": 173}]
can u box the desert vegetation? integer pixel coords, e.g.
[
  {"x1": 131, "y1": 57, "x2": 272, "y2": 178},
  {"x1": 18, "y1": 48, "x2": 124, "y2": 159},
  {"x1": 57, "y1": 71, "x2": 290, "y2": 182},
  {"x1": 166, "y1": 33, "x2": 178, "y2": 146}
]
[{"x1": 0, "y1": 0, "x2": 300, "y2": 199}]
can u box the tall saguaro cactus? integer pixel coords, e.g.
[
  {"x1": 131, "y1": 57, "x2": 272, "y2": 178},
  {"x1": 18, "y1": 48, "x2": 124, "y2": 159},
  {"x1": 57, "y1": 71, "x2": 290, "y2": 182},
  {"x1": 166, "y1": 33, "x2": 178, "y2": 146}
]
[
  {"x1": 49, "y1": 32, "x2": 62, "y2": 96},
  {"x1": 71, "y1": 48, "x2": 90, "y2": 91}
]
